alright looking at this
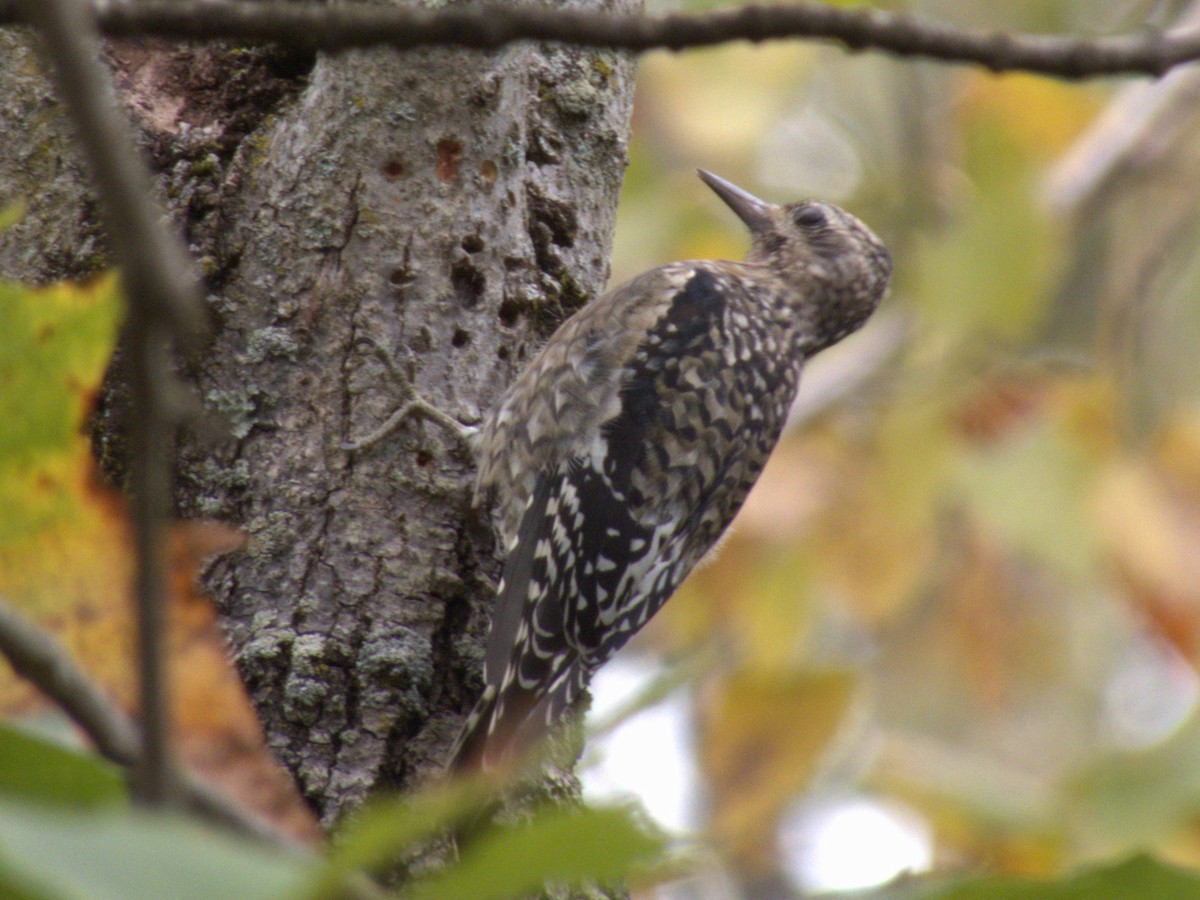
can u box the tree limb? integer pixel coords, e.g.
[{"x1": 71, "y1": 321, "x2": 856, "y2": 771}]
[
  {"x1": 4, "y1": 1, "x2": 1200, "y2": 79},
  {"x1": 0, "y1": 602, "x2": 298, "y2": 847},
  {"x1": 0, "y1": 603, "x2": 140, "y2": 766}
]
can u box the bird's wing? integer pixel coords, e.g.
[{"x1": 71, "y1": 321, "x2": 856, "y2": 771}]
[
  {"x1": 472, "y1": 263, "x2": 699, "y2": 546},
  {"x1": 456, "y1": 265, "x2": 787, "y2": 770}
]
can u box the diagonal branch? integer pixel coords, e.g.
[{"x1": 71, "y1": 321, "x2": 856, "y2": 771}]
[
  {"x1": 16, "y1": 1, "x2": 206, "y2": 345},
  {"x1": 0, "y1": 603, "x2": 140, "y2": 767},
  {"x1": 3, "y1": 1, "x2": 1200, "y2": 79},
  {"x1": 0, "y1": 602, "x2": 299, "y2": 848}
]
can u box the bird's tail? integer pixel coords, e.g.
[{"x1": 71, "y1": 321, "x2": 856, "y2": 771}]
[
  {"x1": 446, "y1": 662, "x2": 588, "y2": 775},
  {"x1": 445, "y1": 681, "x2": 546, "y2": 775},
  {"x1": 445, "y1": 668, "x2": 592, "y2": 848},
  {"x1": 445, "y1": 685, "x2": 499, "y2": 775}
]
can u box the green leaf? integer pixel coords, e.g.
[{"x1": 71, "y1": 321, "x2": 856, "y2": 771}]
[
  {"x1": 408, "y1": 804, "x2": 665, "y2": 900},
  {"x1": 0, "y1": 800, "x2": 312, "y2": 900},
  {"x1": 953, "y1": 420, "x2": 1098, "y2": 580},
  {"x1": 913, "y1": 115, "x2": 1056, "y2": 345},
  {"x1": 0, "y1": 275, "x2": 122, "y2": 548},
  {"x1": 307, "y1": 774, "x2": 494, "y2": 899},
  {"x1": 1062, "y1": 709, "x2": 1200, "y2": 850},
  {"x1": 311, "y1": 788, "x2": 666, "y2": 900},
  {"x1": 0, "y1": 722, "x2": 125, "y2": 809},
  {"x1": 896, "y1": 854, "x2": 1200, "y2": 899}
]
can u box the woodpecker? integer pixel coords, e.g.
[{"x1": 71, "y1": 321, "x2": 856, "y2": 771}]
[{"x1": 444, "y1": 170, "x2": 892, "y2": 773}]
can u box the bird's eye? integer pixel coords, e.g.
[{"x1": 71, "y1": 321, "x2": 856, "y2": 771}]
[{"x1": 792, "y1": 206, "x2": 827, "y2": 229}]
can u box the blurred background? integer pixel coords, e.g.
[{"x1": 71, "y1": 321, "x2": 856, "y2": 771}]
[
  {"x1": 5, "y1": 0, "x2": 1200, "y2": 895},
  {"x1": 582, "y1": 0, "x2": 1200, "y2": 895}
]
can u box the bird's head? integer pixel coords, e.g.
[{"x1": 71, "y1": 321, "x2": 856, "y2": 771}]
[{"x1": 698, "y1": 169, "x2": 892, "y2": 352}]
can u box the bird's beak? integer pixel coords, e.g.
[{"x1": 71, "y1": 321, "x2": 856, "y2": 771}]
[{"x1": 697, "y1": 169, "x2": 773, "y2": 234}]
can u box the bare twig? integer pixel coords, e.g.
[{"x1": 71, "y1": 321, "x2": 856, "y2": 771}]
[
  {"x1": 0, "y1": 603, "x2": 140, "y2": 766},
  {"x1": 125, "y1": 326, "x2": 179, "y2": 807},
  {"x1": 22, "y1": 0, "x2": 207, "y2": 808},
  {"x1": 181, "y1": 773, "x2": 309, "y2": 850},
  {"x1": 18, "y1": 0, "x2": 205, "y2": 343},
  {"x1": 1047, "y1": 0, "x2": 1200, "y2": 211},
  {"x1": 3, "y1": 1, "x2": 1200, "y2": 79},
  {"x1": 0, "y1": 601, "x2": 299, "y2": 847}
]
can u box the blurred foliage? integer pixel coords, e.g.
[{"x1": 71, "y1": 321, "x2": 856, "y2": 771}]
[
  {"x1": 0, "y1": 272, "x2": 666, "y2": 895},
  {"x1": 698, "y1": 668, "x2": 859, "y2": 870},
  {"x1": 0, "y1": 276, "x2": 315, "y2": 841},
  {"x1": 898, "y1": 855, "x2": 1200, "y2": 899},
  {"x1": 405, "y1": 803, "x2": 665, "y2": 900},
  {"x1": 0, "y1": 800, "x2": 312, "y2": 900},
  {"x1": 0, "y1": 722, "x2": 124, "y2": 810},
  {"x1": 0, "y1": 722, "x2": 662, "y2": 900},
  {"x1": 600, "y1": 0, "x2": 1200, "y2": 894},
  {"x1": 3, "y1": 0, "x2": 1200, "y2": 896}
]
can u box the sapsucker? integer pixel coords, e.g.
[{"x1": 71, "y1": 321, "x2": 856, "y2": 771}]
[{"x1": 446, "y1": 170, "x2": 892, "y2": 773}]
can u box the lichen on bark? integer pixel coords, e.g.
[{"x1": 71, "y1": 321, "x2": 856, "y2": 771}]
[{"x1": 0, "y1": 0, "x2": 638, "y2": 836}]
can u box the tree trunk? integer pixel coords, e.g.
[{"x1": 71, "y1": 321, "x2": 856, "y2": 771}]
[{"x1": 0, "y1": 5, "x2": 637, "y2": 827}]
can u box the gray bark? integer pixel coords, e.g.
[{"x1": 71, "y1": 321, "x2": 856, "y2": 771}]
[
  {"x1": 0, "y1": 4, "x2": 636, "y2": 827},
  {"x1": 0, "y1": 29, "x2": 103, "y2": 282}
]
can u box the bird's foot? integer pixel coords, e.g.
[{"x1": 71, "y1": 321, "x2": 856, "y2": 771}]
[{"x1": 342, "y1": 335, "x2": 480, "y2": 454}]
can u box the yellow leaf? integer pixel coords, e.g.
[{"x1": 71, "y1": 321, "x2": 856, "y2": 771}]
[
  {"x1": 0, "y1": 276, "x2": 131, "y2": 711},
  {"x1": 0, "y1": 275, "x2": 122, "y2": 547},
  {"x1": 0, "y1": 278, "x2": 274, "y2": 795},
  {"x1": 697, "y1": 668, "x2": 859, "y2": 871},
  {"x1": 815, "y1": 402, "x2": 945, "y2": 625},
  {"x1": 957, "y1": 72, "x2": 1102, "y2": 160},
  {"x1": 1153, "y1": 413, "x2": 1200, "y2": 500},
  {"x1": 1095, "y1": 462, "x2": 1195, "y2": 601}
]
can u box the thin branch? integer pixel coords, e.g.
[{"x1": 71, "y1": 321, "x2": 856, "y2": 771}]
[
  {"x1": 0, "y1": 604, "x2": 140, "y2": 766},
  {"x1": 18, "y1": 0, "x2": 206, "y2": 344},
  {"x1": 181, "y1": 772, "x2": 309, "y2": 850},
  {"x1": 4, "y1": 1, "x2": 1200, "y2": 79},
  {"x1": 0, "y1": 602, "x2": 298, "y2": 847},
  {"x1": 1047, "y1": 0, "x2": 1200, "y2": 213},
  {"x1": 125, "y1": 325, "x2": 178, "y2": 807},
  {"x1": 22, "y1": 0, "x2": 208, "y2": 808}
]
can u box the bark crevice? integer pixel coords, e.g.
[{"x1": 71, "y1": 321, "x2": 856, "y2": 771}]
[{"x1": 1, "y1": 6, "x2": 636, "y2": 831}]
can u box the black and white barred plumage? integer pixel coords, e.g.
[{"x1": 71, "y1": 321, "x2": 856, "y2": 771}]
[{"x1": 448, "y1": 171, "x2": 891, "y2": 772}]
